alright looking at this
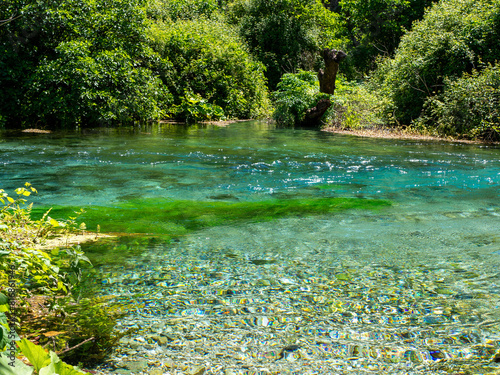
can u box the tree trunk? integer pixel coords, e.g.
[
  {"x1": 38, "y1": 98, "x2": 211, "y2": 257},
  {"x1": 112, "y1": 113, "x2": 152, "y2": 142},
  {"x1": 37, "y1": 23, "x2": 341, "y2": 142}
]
[
  {"x1": 318, "y1": 49, "x2": 347, "y2": 95},
  {"x1": 302, "y1": 98, "x2": 332, "y2": 128},
  {"x1": 300, "y1": 49, "x2": 346, "y2": 128}
]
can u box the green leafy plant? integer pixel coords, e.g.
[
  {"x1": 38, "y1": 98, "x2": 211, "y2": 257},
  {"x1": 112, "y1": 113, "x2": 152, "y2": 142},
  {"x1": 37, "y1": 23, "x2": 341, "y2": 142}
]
[
  {"x1": 172, "y1": 92, "x2": 226, "y2": 123},
  {"x1": 17, "y1": 338, "x2": 86, "y2": 374},
  {"x1": 0, "y1": 184, "x2": 88, "y2": 299},
  {"x1": 273, "y1": 70, "x2": 333, "y2": 127},
  {"x1": 1, "y1": 294, "x2": 83, "y2": 375},
  {"x1": 0, "y1": 185, "x2": 122, "y2": 365},
  {"x1": 372, "y1": 0, "x2": 500, "y2": 127},
  {"x1": 0, "y1": 307, "x2": 86, "y2": 375},
  {"x1": 148, "y1": 17, "x2": 271, "y2": 120}
]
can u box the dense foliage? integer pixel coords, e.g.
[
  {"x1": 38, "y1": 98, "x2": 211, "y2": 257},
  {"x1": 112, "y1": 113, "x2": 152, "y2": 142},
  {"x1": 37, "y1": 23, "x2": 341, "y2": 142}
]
[
  {"x1": 417, "y1": 64, "x2": 500, "y2": 140},
  {"x1": 228, "y1": 0, "x2": 344, "y2": 90},
  {"x1": 148, "y1": 18, "x2": 271, "y2": 121},
  {"x1": 0, "y1": 0, "x2": 169, "y2": 127},
  {"x1": 1, "y1": 0, "x2": 499, "y2": 139},
  {"x1": 337, "y1": 0, "x2": 438, "y2": 77},
  {"x1": 372, "y1": 0, "x2": 500, "y2": 133}
]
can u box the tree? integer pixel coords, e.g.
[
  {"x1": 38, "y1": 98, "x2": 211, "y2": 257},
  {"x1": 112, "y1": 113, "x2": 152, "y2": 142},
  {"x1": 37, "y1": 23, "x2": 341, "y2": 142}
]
[
  {"x1": 372, "y1": 0, "x2": 500, "y2": 126},
  {"x1": 337, "y1": 0, "x2": 437, "y2": 77},
  {"x1": 0, "y1": 0, "x2": 169, "y2": 128},
  {"x1": 228, "y1": 0, "x2": 344, "y2": 90}
]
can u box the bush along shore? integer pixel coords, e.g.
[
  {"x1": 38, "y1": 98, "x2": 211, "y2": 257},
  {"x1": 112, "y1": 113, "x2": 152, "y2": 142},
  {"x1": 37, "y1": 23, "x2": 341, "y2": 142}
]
[
  {"x1": 1, "y1": 0, "x2": 499, "y2": 141},
  {"x1": 0, "y1": 184, "x2": 124, "y2": 374}
]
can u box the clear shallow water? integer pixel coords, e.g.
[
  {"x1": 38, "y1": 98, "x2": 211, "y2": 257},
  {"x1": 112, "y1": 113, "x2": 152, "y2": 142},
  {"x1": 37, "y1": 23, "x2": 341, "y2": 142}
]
[{"x1": 1, "y1": 121, "x2": 500, "y2": 373}]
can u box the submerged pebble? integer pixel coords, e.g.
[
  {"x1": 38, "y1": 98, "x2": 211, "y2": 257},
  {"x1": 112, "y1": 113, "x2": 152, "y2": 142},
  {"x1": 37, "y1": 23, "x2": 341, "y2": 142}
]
[{"x1": 89, "y1": 211, "x2": 500, "y2": 375}]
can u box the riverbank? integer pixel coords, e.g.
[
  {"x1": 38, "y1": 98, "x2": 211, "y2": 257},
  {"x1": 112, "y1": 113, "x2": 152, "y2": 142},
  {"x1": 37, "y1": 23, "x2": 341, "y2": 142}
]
[
  {"x1": 36, "y1": 232, "x2": 115, "y2": 250},
  {"x1": 323, "y1": 126, "x2": 498, "y2": 145}
]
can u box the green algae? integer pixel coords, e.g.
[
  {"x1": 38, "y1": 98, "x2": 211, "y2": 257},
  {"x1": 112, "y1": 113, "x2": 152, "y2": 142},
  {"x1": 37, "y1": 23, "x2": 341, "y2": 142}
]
[{"x1": 33, "y1": 197, "x2": 391, "y2": 237}]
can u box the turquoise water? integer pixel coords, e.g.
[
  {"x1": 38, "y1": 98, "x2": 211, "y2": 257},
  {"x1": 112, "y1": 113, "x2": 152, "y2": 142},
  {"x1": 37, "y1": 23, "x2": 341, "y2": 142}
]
[{"x1": 1, "y1": 121, "x2": 500, "y2": 373}]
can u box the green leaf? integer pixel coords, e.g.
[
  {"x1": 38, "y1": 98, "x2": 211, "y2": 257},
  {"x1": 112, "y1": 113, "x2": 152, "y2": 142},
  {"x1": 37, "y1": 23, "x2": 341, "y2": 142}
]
[
  {"x1": 48, "y1": 218, "x2": 59, "y2": 227},
  {"x1": 0, "y1": 293, "x2": 8, "y2": 305},
  {"x1": 39, "y1": 352, "x2": 85, "y2": 375},
  {"x1": 335, "y1": 273, "x2": 351, "y2": 281},
  {"x1": 17, "y1": 338, "x2": 51, "y2": 371},
  {"x1": 0, "y1": 352, "x2": 33, "y2": 375}
]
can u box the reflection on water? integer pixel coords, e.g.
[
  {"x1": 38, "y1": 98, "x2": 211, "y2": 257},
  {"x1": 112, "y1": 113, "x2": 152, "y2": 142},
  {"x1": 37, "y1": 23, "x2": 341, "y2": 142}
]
[{"x1": 1, "y1": 121, "x2": 500, "y2": 373}]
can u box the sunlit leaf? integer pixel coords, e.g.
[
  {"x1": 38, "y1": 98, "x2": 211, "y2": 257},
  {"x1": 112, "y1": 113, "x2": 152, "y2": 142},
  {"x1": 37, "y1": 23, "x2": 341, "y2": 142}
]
[
  {"x1": 0, "y1": 293, "x2": 8, "y2": 305},
  {"x1": 48, "y1": 218, "x2": 59, "y2": 227},
  {"x1": 17, "y1": 338, "x2": 51, "y2": 371},
  {"x1": 0, "y1": 352, "x2": 34, "y2": 375}
]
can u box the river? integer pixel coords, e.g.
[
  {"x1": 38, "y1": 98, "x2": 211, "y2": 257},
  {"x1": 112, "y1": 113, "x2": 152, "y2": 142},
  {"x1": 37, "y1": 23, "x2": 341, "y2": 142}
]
[{"x1": 1, "y1": 121, "x2": 499, "y2": 374}]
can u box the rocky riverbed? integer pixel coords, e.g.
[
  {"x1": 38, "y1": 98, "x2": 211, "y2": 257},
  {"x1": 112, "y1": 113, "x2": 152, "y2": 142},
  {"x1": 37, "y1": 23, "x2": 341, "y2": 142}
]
[{"x1": 90, "y1": 210, "x2": 500, "y2": 375}]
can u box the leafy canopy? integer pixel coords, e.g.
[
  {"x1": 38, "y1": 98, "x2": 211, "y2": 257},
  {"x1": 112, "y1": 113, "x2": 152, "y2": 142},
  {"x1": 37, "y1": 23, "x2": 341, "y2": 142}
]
[
  {"x1": 228, "y1": 0, "x2": 345, "y2": 89},
  {"x1": 372, "y1": 0, "x2": 500, "y2": 127},
  {"x1": 148, "y1": 18, "x2": 271, "y2": 121},
  {"x1": 0, "y1": 0, "x2": 169, "y2": 127},
  {"x1": 337, "y1": 0, "x2": 437, "y2": 77}
]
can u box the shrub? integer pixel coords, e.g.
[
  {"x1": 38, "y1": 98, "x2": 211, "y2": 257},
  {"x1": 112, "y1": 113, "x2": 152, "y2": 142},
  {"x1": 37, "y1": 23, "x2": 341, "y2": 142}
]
[
  {"x1": 330, "y1": 77, "x2": 387, "y2": 129},
  {"x1": 416, "y1": 64, "x2": 500, "y2": 141},
  {"x1": 272, "y1": 70, "x2": 332, "y2": 127},
  {"x1": 0, "y1": 0, "x2": 169, "y2": 128},
  {"x1": 28, "y1": 41, "x2": 170, "y2": 126},
  {"x1": 148, "y1": 18, "x2": 271, "y2": 121},
  {"x1": 0, "y1": 185, "x2": 123, "y2": 365},
  {"x1": 372, "y1": 0, "x2": 500, "y2": 126},
  {"x1": 0, "y1": 184, "x2": 79, "y2": 299}
]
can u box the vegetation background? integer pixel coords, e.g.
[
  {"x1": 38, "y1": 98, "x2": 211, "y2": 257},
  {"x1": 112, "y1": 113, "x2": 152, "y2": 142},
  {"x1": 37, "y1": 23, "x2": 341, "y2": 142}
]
[{"x1": 1, "y1": 0, "x2": 499, "y2": 140}]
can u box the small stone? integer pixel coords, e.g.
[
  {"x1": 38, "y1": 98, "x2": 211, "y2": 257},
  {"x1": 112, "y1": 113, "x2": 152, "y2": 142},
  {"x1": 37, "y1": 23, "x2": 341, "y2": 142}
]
[
  {"x1": 111, "y1": 370, "x2": 131, "y2": 375},
  {"x1": 129, "y1": 341, "x2": 140, "y2": 350},
  {"x1": 492, "y1": 351, "x2": 500, "y2": 363},
  {"x1": 158, "y1": 336, "x2": 169, "y2": 345},
  {"x1": 187, "y1": 366, "x2": 206, "y2": 375},
  {"x1": 121, "y1": 360, "x2": 148, "y2": 373}
]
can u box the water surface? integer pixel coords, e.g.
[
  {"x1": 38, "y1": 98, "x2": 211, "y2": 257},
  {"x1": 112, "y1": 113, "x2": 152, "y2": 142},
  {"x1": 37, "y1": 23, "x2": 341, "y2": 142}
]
[{"x1": 1, "y1": 121, "x2": 499, "y2": 373}]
